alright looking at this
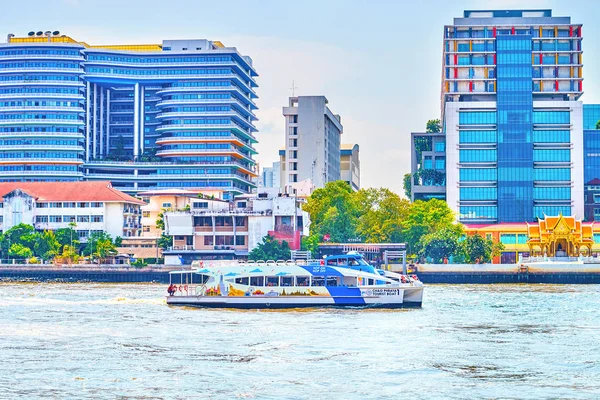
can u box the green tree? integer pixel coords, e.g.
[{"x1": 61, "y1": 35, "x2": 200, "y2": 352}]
[
  {"x1": 426, "y1": 119, "x2": 441, "y2": 133},
  {"x1": 34, "y1": 230, "x2": 61, "y2": 260},
  {"x1": 8, "y1": 243, "x2": 33, "y2": 259},
  {"x1": 303, "y1": 181, "x2": 359, "y2": 242},
  {"x1": 355, "y1": 188, "x2": 409, "y2": 243},
  {"x1": 114, "y1": 236, "x2": 123, "y2": 247},
  {"x1": 58, "y1": 244, "x2": 80, "y2": 265},
  {"x1": 402, "y1": 199, "x2": 459, "y2": 255},
  {"x1": 596, "y1": 120, "x2": 600, "y2": 130},
  {"x1": 55, "y1": 227, "x2": 80, "y2": 249},
  {"x1": 420, "y1": 226, "x2": 463, "y2": 263},
  {"x1": 462, "y1": 234, "x2": 505, "y2": 264},
  {"x1": 0, "y1": 223, "x2": 37, "y2": 258},
  {"x1": 301, "y1": 234, "x2": 320, "y2": 257},
  {"x1": 157, "y1": 234, "x2": 172, "y2": 250},
  {"x1": 403, "y1": 173, "x2": 412, "y2": 199},
  {"x1": 249, "y1": 234, "x2": 291, "y2": 261},
  {"x1": 94, "y1": 239, "x2": 117, "y2": 263},
  {"x1": 84, "y1": 231, "x2": 114, "y2": 256}
]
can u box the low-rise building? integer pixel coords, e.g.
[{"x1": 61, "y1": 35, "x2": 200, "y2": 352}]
[
  {"x1": 0, "y1": 181, "x2": 143, "y2": 240},
  {"x1": 162, "y1": 190, "x2": 310, "y2": 265},
  {"x1": 340, "y1": 144, "x2": 360, "y2": 191}
]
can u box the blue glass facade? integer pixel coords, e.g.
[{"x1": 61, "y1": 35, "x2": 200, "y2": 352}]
[
  {"x1": 496, "y1": 35, "x2": 534, "y2": 222},
  {"x1": 443, "y1": 10, "x2": 583, "y2": 224},
  {"x1": 0, "y1": 36, "x2": 259, "y2": 197}
]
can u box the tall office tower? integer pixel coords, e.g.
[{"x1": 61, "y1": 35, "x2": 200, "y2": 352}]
[
  {"x1": 442, "y1": 10, "x2": 584, "y2": 223},
  {"x1": 0, "y1": 32, "x2": 258, "y2": 200},
  {"x1": 282, "y1": 96, "x2": 342, "y2": 191}
]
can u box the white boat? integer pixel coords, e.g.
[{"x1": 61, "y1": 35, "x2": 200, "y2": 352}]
[{"x1": 166, "y1": 253, "x2": 424, "y2": 309}]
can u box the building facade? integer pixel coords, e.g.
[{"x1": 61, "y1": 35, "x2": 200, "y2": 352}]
[
  {"x1": 340, "y1": 144, "x2": 360, "y2": 191},
  {"x1": 282, "y1": 96, "x2": 343, "y2": 191},
  {"x1": 583, "y1": 104, "x2": 600, "y2": 221},
  {"x1": 0, "y1": 32, "x2": 258, "y2": 200},
  {"x1": 162, "y1": 190, "x2": 310, "y2": 264},
  {"x1": 260, "y1": 161, "x2": 280, "y2": 189},
  {"x1": 0, "y1": 181, "x2": 143, "y2": 239},
  {"x1": 440, "y1": 10, "x2": 584, "y2": 223},
  {"x1": 410, "y1": 132, "x2": 446, "y2": 201}
]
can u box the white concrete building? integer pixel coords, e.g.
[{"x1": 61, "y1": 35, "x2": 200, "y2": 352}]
[
  {"x1": 0, "y1": 181, "x2": 143, "y2": 240},
  {"x1": 282, "y1": 96, "x2": 343, "y2": 192},
  {"x1": 162, "y1": 189, "x2": 310, "y2": 265},
  {"x1": 261, "y1": 161, "x2": 281, "y2": 189}
]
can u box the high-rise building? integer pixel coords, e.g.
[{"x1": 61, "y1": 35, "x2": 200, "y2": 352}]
[
  {"x1": 261, "y1": 161, "x2": 280, "y2": 189},
  {"x1": 0, "y1": 32, "x2": 258, "y2": 200},
  {"x1": 282, "y1": 96, "x2": 342, "y2": 191},
  {"x1": 439, "y1": 10, "x2": 584, "y2": 223},
  {"x1": 340, "y1": 143, "x2": 360, "y2": 191}
]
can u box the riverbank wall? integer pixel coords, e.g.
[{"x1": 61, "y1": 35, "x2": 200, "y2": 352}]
[{"x1": 2, "y1": 263, "x2": 600, "y2": 284}]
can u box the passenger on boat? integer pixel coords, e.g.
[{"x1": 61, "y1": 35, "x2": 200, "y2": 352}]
[{"x1": 167, "y1": 284, "x2": 175, "y2": 296}]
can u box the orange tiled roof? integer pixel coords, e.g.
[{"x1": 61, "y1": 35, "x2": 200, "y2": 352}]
[{"x1": 0, "y1": 181, "x2": 144, "y2": 204}]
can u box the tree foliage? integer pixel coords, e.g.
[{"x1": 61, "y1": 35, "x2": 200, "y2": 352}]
[
  {"x1": 355, "y1": 188, "x2": 409, "y2": 243},
  {"x1": 596, "y1": 120, "x2": 600, "y2": 130},
  {"x1": 403, "y1": 173, "x2": 412, "y2": 200},
  {"x1": 55, "y1": 227, "x2": 80, "y2": 249},
  {"x1": 420, "y1": 226, "x2": 464, "y2": 263},
  {"x1": 426, "y1": 119, "x2": 442, "y2": 133},
  {"x1": 402, "y1": 199, "x2": 458, "y2": 255},
  {"x1": 249, "y1": 235, "x2": 291, "y2": 261},
  {"x1": 84, "y1": 231, "x2": 114, "y2": 256},
  {"x1": 303, "y1": 181, "x2": 359, "y2": 243},
  {"x1": 8, "y1": 243, "x2": 33, "y2": 259},
  {"x1": 462, "y1": 234, "x2": 505, "y2": 264}
]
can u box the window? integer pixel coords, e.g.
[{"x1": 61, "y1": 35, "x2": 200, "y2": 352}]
[
  {"x1": 91, "y1": 215, "x2": 104, "y2": 223},
  {"x1": 204, "y1": 236, "x2": 214, "y2": 245},
  {"x1": 77, "y1": 215, "x2": 89, "y2": 222},
  {"x1": 250, "y1": 276, "x2": 264, "y2": 286},
  {"x1": 36, "y1": 216, "x2": 48, "y2": 223},
  {"x1": 142, "y1": 211, "x2": 150, "y2": 218},
  {"x1": 266, "y1": 277, "x2": 279, "y2": 287},
  {"x1": 91, "y1": 202, "x2": 103, "y2": 208},
  {"x1": 235, "y1": 217, "x2": 246, "y2": 227},
  {"x1": 63, "y1": 215, "x2": 76, "y2": 222},
  {"x1": 237, "y1": 202, "x2": 246, "y2": 208},
  {"x1": 193, "y1": 202, "x2": 208, "y2": 209},
  {"x1": 78, "y1": 202, "x2": 88, "y2": 208},
  {"x1": 162, "y1": 202, "x2": 172, "y2": 208},
  {"x1": 235, "y1": 236, "x2": 245, "y2": 245},
  {"x1": 63, "y1": 202, "x2": 76, "y2": 208},
  {"x1": 459, "y1": 111, "x2": 496, "y2": 125},
  {"x1": 49, "y1": 215, "x2": 62, "y2": 223},
  {"x1": 143, "y1": 226, "x2": 151, "y2": 232}
]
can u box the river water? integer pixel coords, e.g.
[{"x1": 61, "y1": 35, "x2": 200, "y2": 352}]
[{"x1": 0, "y1": 283, "x2": 599, "y2": 399}]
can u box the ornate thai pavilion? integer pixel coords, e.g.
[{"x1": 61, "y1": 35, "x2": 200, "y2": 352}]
[{"x1": 526, "y1": 214, "x2": 594, "y2": 257}]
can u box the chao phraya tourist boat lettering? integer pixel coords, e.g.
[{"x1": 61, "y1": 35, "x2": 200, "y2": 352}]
[{"x1": 166, "y1": 253, "x2": 424, "y2": 309}]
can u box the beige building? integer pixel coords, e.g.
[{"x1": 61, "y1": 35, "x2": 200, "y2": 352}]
[{"x1": 340, "y1": 144, "x2": 360, "y2": 191}]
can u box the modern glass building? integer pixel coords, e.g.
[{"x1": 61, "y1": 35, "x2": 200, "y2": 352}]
[
  {"x1": 0, "y1": 32, "x2": 258, "y2": 199},
  {"x1": 441, "y1": 10, "x2": 584, "y2": 223}
]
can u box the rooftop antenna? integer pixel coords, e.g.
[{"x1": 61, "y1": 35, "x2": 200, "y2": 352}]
[
  {"x1": 6, "y1": 33, "x2": 14, "y2": 43},
  {"x1": 290, "y1": 80, "x2": 298, "y2": 97}
]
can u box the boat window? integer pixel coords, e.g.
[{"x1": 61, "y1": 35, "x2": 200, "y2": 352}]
[
  {"x1": 250, "y1": 276, "x2": 264, "y2": 287},
  {"x1": 234, "y1": 277, "x2": 249, "y2": 285},
  {"x1": 266, "y1": 276, "x2": 279, "y2": 287},
  {"x1": 337, "y1": 258, "x2": 348, "y2": 266},
  {"x1": 326, "y1": 277, "x2": 338, "y2": 287},
  {"x1": 312, "y1": 276, "x2": 325, "y2": 286},
  {"x1": 281, "y1": 276, "x2": 293, "y2": 286},
  {"x1": 296, "y1": 276, "x2": 310, "y2": 286},
  {"x1": 368, "y1": 279, "x2": 374, "y2": 285},
  {"x1": 348, "y1": 258, "x2": 361, "y2": 266},
  {"x1": 327, "y1": 258, "x2": 337, "y2": 266},
  {"x1": 194, "y1": 274, "x2": 210, "y2": 284}
]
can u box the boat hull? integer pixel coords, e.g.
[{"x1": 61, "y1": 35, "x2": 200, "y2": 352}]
[{"x1": 166, "y1": 294, "x2": 422, "y2": 309}]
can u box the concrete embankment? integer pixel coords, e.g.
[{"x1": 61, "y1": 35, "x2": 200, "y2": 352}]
[
  {"x1": 414, "y1": 263, "x2": 600, "y2": 284},
  {"x1": 0, "y1": 264, "x2": 174, "y2": 283},
  {"x1": 2, "y1": 263, "x2": 600, "y2": 284}
]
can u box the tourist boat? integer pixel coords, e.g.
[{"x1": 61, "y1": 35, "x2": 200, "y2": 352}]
[{"x1": 166, "y1": 253, "x2": 424, "y2": 309}]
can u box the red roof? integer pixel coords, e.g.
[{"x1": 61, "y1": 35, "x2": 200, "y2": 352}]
[{"x1": 0, "y1": 181, "x2": 144, "y2": 204}]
